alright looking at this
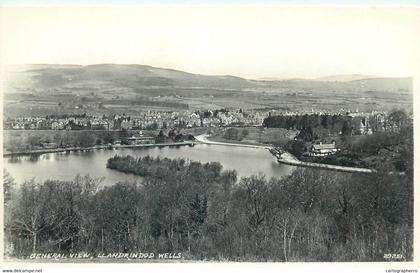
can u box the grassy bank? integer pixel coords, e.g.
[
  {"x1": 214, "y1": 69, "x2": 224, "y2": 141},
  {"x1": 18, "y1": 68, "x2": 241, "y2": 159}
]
[
  {"x1": 2, "y1": 129, "x2": 155, "y2": 153},
  {"x1": 208, "y1": 127, "x2": 298, "y2": 146}
]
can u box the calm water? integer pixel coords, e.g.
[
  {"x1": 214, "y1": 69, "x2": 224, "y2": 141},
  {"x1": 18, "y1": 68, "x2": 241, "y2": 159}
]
[{"x1": 4, "y1": 144, "x2": 295, "y2": 186}]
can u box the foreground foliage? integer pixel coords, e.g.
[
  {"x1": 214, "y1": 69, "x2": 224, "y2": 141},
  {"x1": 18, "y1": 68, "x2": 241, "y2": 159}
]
[{"x1": 4, "y1": 156, "x2": 413, "y2": 261}]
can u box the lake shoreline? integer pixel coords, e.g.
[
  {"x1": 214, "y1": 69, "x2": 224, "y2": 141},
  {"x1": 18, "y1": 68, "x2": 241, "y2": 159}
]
[
  {"x1": 195, "y1": 134, "x2": 271, "y2": 149},
  {"x1": 5, "y1": 134, "x2": 377, "y2": 175},
  {"x1": 2, "y1": 141, "x2": 196, "y2": 157},
  {"x1": 197, "y1": 134, "x2": 377, "y2": 174}
]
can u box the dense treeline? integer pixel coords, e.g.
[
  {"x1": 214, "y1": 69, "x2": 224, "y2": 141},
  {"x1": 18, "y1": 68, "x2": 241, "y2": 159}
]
[
  {"x1": 274, "y1": 110, "x2": 413, "y2": 172},
  {"x1": 327, "y1": 127, "x2": 413, "y2": 172},
  {"x1": 4, "y1": 131, "x2": 118, "y2": 152},
  {"x1": 4, "y1": 130, "x2": 154, "y2": 152},
  {"x1": 263, "y1": 113, "x2": 354, "y2": 136},
  {"x1": 263, "y1": 110, "x2": 411, "y2": 140},
  {"x1": 292, "y1": 121, "x2": 413, "y2": 173},
  {"x1": 4, "y1": 156, "x2": 413, "y2": 261}
]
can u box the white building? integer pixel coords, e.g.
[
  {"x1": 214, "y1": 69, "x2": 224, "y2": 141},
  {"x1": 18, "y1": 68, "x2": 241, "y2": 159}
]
[{"x1": 309, "y1": 142, "x2": 339, "y2": 157}]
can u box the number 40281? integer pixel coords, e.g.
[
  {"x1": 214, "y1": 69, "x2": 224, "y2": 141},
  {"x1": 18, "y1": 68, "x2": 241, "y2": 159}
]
[{"x1": 384, "y1": 253, "x2": 404, "y2": 260}]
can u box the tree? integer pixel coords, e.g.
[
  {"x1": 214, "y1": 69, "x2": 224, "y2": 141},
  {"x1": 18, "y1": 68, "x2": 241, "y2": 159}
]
[
  {"x1": 155, "y1": 130, "x2": 166, "y2": 143},
  {"x1": 168, "y1": 129, "x2": 176, "y2": 140},
  {"x1": 174, "y1": 133, "x2": 184, "y2": 142},
  {"x1": 351, "y1": 116, "x2": 362, "y2": 135},
  {"x1": 241, "y1": 129, "x2": 249, "y2": 139},
  {"x1": 146, "y1": 122, "x2": 159, "y2": 130},
  {"x1": 341, "y1": 121, "x2": 352, "y2": 136},
  {"x1": 202, "y1": 111, "x2": 212, "y2": 119},
  {"x1": 12, "y1": 180, "x2": 54, "y2": 253},
  {"x1": 286, "y1": 140, "x2": 306, "y2": 158},
  {"x1": 78, "y1": 131, "x2": 96, "y2": 148},
  {"x1": 3, "y1": 169, "x2": 15, "y2": 206},
  {"x1": 233, "y1": 174, "x2": 270, "y2": 236},
  {"x1": 297, "y1": 126, "x2": 316, "y2": 141},
  {"x1": 95, "y1": 182, "x2": 142, "y2": 252},
  {"x1": 224, "y1": 128, "x2": 239, "y2": 140},
  {"x1": 5, "y1": 153, "x2": 413, "y2": 261},
  {"x1": 104, "y1": 133, "x2": 114, "y2": 144},
  {"x1": 26, "y1": 135, "x2": 41, "y2": 149},
  {"x1": 388, "y1": 109, "x2": 408, "y2": 130},
  {"x1": 53, "y1": 133, "x2": 62, "y2": 144},
  {"x1": 3, "y1": 170, "x2": 16, "y2": 257}
]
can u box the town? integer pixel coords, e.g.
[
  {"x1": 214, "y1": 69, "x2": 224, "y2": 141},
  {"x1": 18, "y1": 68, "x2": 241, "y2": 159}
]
[
  {"x1": 2, "y1": 4, "x2": 416, "y2": 266},
  {"x1": 3, "y1": 107, "x2": 412, "y2": 172},
  {"x1": 3, "y1": 107, "x2": 402, "y2": 133}
]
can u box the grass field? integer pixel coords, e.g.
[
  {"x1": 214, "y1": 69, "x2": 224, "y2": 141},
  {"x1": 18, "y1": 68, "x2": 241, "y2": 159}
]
[
  {"x1": 3, "y1": 87, "x2": 413, "y2": 118},
  {"x1": 208, "y1": 127, "x2": 298, "y2": 146},
  {"x1": 3, "y1": 64, "x2": 413, "y2": 118}
]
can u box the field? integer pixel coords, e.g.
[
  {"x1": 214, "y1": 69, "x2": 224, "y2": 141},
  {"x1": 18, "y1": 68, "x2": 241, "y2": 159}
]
[
  {"x1": 4, "y1": 87, "x2": 413, "y2": 117},
  {"x1": 208, "y1": 127, "x2": 298, "y2": 146}
]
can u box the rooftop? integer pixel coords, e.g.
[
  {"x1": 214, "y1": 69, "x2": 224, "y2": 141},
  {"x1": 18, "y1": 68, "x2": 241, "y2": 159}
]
[{"x1": 312, "y1": 143, "x2": 336, "y2": 150}]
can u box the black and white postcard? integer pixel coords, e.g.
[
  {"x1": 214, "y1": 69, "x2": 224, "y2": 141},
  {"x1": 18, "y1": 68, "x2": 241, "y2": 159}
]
[{"x1": 1, "y1": 4, "x2": 419, "y2": 273}]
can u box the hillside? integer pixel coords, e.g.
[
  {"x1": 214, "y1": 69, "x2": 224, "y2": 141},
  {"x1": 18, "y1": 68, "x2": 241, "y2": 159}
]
[
  {"x1": 264, "y1": 77, "x2": 412, "y2": 94},
  {"x1": 315, "y1": 74, "x2": 377, "y2": 82},
  {"x1": 2, "y1": 64, "x2": 413, "y2": 117},
  {"x1": 4, "y1": 64, "x2": 412, "y2": 94},
  {"x1": 4, "y1": 64, "x2": 254, "y2": 94}
]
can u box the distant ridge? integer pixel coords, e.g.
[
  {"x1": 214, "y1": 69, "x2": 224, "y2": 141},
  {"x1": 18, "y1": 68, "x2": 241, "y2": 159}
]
[
  {"x1": 314, "y1": 74, "x2": 378, "y2": 82},
  {"x1": 4, "y1": 64, "x2": 412, "y2": 95},
  {"x1": 257, "y1": 74, "x2": 406, "y2": 83}
]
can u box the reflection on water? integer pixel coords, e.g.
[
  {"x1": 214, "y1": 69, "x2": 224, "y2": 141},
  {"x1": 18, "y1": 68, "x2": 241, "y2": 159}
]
[
  {"x1": 7, "y1": 157, "x2": 22, "y2": 164},
  {"x1": 29, "y1": 154, "x2": 41, "y2": 161},
  {"x1": 4, "y1": 144, "x2": 295, "y2": 186}
]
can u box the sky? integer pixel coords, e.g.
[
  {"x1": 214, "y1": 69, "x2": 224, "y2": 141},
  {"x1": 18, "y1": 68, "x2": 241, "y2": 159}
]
[{"x1": 1, "y1": 6, "x2": 419, "y2": 79}]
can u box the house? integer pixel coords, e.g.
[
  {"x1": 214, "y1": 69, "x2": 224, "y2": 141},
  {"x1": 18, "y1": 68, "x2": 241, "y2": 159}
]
[
  {"x1": 121, "y1": 120, "x2": 132, "y2": 130},
  {"x1": 309, "y1": 141, "x2": 339, "y2": 157},
  {"x1": 42, "y1": 142, "x2": 59, "y2": 149},
  {"x1": 127, "y1": 136, "x2": 155, "y2": 145},
  {"x1": 359, "y1": 117, "x2": 373, "y2": 135},
  {"x1": 51, "y1": 121, "x2": 64, "y2": 130},
  {"x1": 91, "y1": 120, "x2": 108, "y2": 130}
]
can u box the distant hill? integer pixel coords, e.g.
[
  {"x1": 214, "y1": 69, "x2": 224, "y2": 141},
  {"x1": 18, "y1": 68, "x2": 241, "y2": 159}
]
[
  {"x1": 3, "y1": 64, "x2": 413, "y2": 117},
  {"x1": 4, "y1": 64, "x2": 412, "y2": 95},
  {"x1": 4, "y1": 64, "x2": 254, "y2": 93},
  {"x1": 265, "y1": 77, "x2": 412, "y2": 94},
  {"x1": 315, "y1": 74, "x2": 378, "y2": 82}
]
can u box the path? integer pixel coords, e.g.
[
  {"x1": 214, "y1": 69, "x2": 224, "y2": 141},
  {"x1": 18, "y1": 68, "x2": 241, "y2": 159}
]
[
  {"x1": 3, "y1": 141, "x2": 196, "y2": 157},
  {"x1": 195, "y1": 134, "x2": 270, "y2": 149}
]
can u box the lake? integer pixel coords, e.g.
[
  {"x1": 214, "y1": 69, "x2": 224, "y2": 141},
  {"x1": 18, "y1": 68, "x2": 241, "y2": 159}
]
[{"x1": 4, "y1": 144, "x2": 295, "y2": 186}]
